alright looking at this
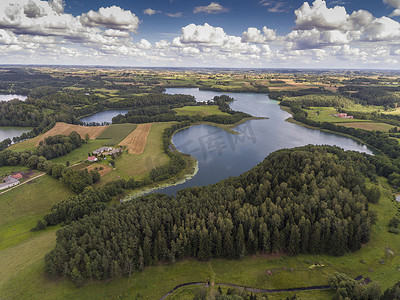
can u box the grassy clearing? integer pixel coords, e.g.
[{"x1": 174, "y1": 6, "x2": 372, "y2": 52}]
[
  {"x1": 346, "y1": 104, "x2": 384, "y2": 113},
  {"x1": 172, "y1": 285, "x2": 332, "y2": 300},
  {"x1": 174, "y1": 105, "x2": 229, "y2": 117},
  {"x1": 340, "y1": 122, "x2": 395, "y2": 132},
  {"x1": 304, "y1": 107, "x2": 367, "y2": 123},
  {"x1": 96, "y1": 123, "x2": 137, "y2": 146},
  {"x1": 8, "y1": 136, "x2": 40, "y2": 151},
  {"x1": 381, "y1": 106, "x2": 400, "y2": 115},
  {"x1": 0, "y1": 175, "x2": 74, "y2": 250}
]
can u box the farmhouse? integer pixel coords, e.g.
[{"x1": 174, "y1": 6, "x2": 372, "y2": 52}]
[
  {"x1": 0, "y1": 175, "x2": 20, "y2": 190},
  {"x1": 93, "y1": 147, "x2": 113, "y2": 155},
  {"x1": 103, "y1": 148, "x2": 122, "y2": 156},
  {"x1": 332, "y1": 113, "x2": 354, "y2": 119},
  {"x1": 87, "y1": 156, "x2": 98, "y2": 162}
]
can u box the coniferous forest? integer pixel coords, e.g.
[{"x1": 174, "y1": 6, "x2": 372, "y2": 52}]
[{"x1": 44, "y1": 145, "x2": 380, "y2": 286}]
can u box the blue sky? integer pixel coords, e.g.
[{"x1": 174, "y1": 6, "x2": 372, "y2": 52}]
[{"x1": 1, "y1": 0, "x2": 400, "y2": 68}]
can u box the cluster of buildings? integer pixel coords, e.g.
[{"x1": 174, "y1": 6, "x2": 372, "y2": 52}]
[
  {"x1": 0, "y1": 173, "x2": 23, "y2": 191},
  {"x1": 332, "y1": 113, "x2": 354, "y2": 119},
  {"x1": 87, "y1": 147, "x2": 122, "y2": 162}
]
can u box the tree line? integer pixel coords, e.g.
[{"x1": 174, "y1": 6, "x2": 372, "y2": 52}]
[
  {"x1": 112, "y1": 95, "x2": 251, "y2": 125},
  {"x1": 44, "y1": 145, "x2": 380, "y2": 286}
]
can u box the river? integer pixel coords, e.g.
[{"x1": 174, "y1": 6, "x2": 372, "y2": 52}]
[
  {"x1": 0, "y1": 127, "x2": 32, "y2": 141},
  {"x1": 155, "y1": 88, "x2": 373, "y2": 195},
  {"x1": 0, "y1": 94, "x2": 27, "y2": 101}
]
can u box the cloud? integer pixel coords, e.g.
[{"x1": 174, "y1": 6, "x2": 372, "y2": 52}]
[
  {"x1": 103, "y1": 29, "x2": 130, "y2": 38},
  {"x1": 143, "y1": 8, "x2": 158, "y2": 16},
  {"x1": 136, "y1": 38, "x2": 151, "y2": 50},
  {"x1": 23, "y1": 0, "x2": 46, "y2": 18},
  {"x1": 179, "y1": 23, "x2": 228, "y2": 45},
  {"x1": 259, "y1": 1, "x2": 286, "y2": 13},
  {"x1": 143, "y1": 8, "x2": 182, "y2": 18},
  {"x1": 193, "y1": 2, "x2": 229, "y2": 14},
  {"x1": 241, "y1": 26, "x2": 277, "y2": 43},
  {"x1": 295, "y1": 0, "x2": 348, "y2": 30},
  {"x1": 384, "y1": 0, "x2": 400, "y2": 16},
  {"x1": 165, "y1": 12, "x2": 183, "y2": 18},
  {"x1": 80, "y1": 6, "x2": 140, "y2": 32}
]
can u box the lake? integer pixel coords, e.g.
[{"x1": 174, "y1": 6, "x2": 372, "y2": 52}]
[
  {"x1": 0, "y1": 127, "x2": 31, "y2": 141},
  {"x1": 79, "y1": 109, "x2": 129, "y2": 124},
  {"x1": 0, "y1": 94, "x2": 27, "y2": 101},
  {"x1": 155, "y1": 88, "x2": 373, "y2": 195},
  {"x1": 165, "y1": 87, "x2": 225, "y2": 102}
]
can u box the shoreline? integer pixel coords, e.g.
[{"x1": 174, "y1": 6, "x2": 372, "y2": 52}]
[
  {"x1": 122, "y1": 158, "x2": 199, "y2": 201},
  {"x1": 121, "y1": 116, "x2": 263, "y2": 200},
  {"x1": 279, "y1": 104, "x2": 382, "y2": 155}
]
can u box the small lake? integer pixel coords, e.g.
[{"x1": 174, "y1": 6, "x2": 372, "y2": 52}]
[
  {"x1": 165, "y1": 87, "x2": 226, "y2": 102},
  {"x1": 79, "y1": 109, "x2": 129, "y2": 124},
  {"x1": 0, "y1": 127, "x2": 31, "y2": 141},
  {"x1": 0, "y1": 94, "x2": 27, "y2": 101},
  {"x1": 155, "y1": 88, "x2": 373, "y2": 195}
]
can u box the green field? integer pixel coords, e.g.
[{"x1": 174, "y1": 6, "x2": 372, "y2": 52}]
[
  {"x1": 0, "y1": 175, "x2": 74, "y2": 251},
  {"x1": 8, "y1": 135, "x2": 40, "y2": 151},
  {"x1": 0, "y1": 176, "x2": 399, "y2": 299},
  {"x1": 346, "y1": 103, "x2": 384, "y2": 114},
  {"x1": 304, "y1": 107, "x2": 368, "y2": 123},
  {"x1": 174, "y1": 105, "x2": 229, "y2": 117},
  {"x1": 96, "y1": 123, "x2": 137, "y2": 146}
]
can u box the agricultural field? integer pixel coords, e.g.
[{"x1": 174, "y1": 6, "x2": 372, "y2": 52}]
[
  {"x1": 174, "y1": 105, "x2": 229, "y2": 117},
  {"x1": 36, "y1": 122, "x2": 108, "y2": 145},
  {"x1": 119, "y1": 123, "x2": 152, "y2": 154},
  {"x1": 9, "y1": 123, "x2": 110, "y2": 151},
  {"x1": 100, "y1": 122, "x2": 173, "y2": 183},
  {"x1": 340, "y1": 122, "x2": 395, "y2": 132},
  {"x1": 95, "y1": 123, "x2": 137, "y2": 146}
]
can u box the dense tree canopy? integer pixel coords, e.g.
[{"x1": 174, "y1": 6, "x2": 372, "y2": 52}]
[{"x1": 44, "y1": 145, "x2": 379, "y2": 285}]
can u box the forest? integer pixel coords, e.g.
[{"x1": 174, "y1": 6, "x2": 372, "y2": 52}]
[
  {"x1": 44, "y1": 145, "x2": 381, "y2": 286},
  {"x1": 111, "y1": 95, "x2": 250, "y2": 125}
]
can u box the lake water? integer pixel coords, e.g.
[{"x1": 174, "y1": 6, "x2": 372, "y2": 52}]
[
  {"x1": 155, "y1": 88, "x2": 373, "y2": 195},
  {"x1": 80, "y1": 109, "x2": 129, "y2": 124},
  {"x1": 165, "y1": 87, "x2": 226, "y2": 102},
  {"x1": 0, "y1": 127, "x2": 31, "y2": 141},
  {"x1": 0, "y1": 94, "x2": 27, "y2": 101}
]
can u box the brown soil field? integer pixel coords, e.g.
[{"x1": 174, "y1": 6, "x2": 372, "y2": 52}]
[
  {"x1": 119, "y1": 123, "x2": 152, "y2": 154},
  {"x1": 36, "y1": 122, "x2": 108, "y2": 146},
  {"x1": 340, "y1": 122, "x2": 394, "y2": 132}
]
